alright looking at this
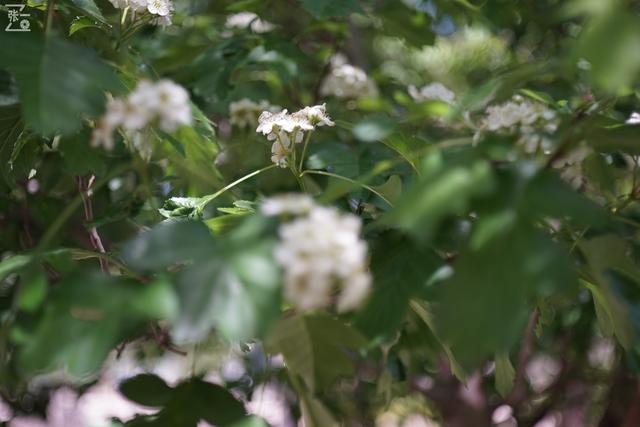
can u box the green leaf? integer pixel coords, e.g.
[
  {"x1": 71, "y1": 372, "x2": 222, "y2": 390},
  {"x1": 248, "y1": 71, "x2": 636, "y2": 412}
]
[
  {"x1": 352, "y1": 116, "x2": 397, "y2": 143},
  {"x1": 16, "y1": 267, "x2": 47, "y2": 312},
  {"x1": 435, "y1": 223, "x2": 576, "y2": 370},
  {"x1": 523, "y1": 171, "x2": 608, "y2": 227},
  {"x1": 158, "y1": 197, "x2": 203, "y2": 219},
  {"x1": 0, "y1": 254, "x2": 31, "y2": 281},
  {"x1": 122, "y1": 378, "x2": 247, "y2": 427},
  {"x1": 173, "y1": 239, "x2": 281, "y2": 343},
  {"x1": 300, "y1": 0, "x2": 362, "y2": 18},
  {"x1": 265, "y1": 312, "x2": 367, "y2": 391},
  {"x1": 572, "y1": 8, "x2": 640, "y2": 94},
  {"x1": 209, "y1": 240, "x2": 281, "y2": 340},
  {"x1": 378, "y1": 133, "x2": 425, "y2": 173},
  {"x1": 306, "y1": 142, "x2": 359, "y2": 178},
  {"x1": 586, "y1": 125, "x2": 640, "y2": 155},
  {"x1": 0, "y1": 104, "x2": 24, "y2": 185},
  {"x1": 66, "y1": 0, "x2": 107, "y2": 24},
  {"x1": 297, "y1": 386, "x2": 339, "y2": 427},
  {"x1": 69, "y1": 16, "x2": 101, "y2": 36},
  {"x1": 59, "y1": 129, "x2": 106, "y2": 175},
  {"x1": 356, "y1": 232, "x2": 441, "y2": 338},
  {"x1": 370, "y1": 175, "x2": 402, "y2": 204},
  {"x1": 410, "y1": 300, "x2": 467, "y2": 381},
  {"x1": 0, "y1": 33, "x2": 120, "y2": 135},
  {"x1": 17, "y1": 272, "x2": 177, "y2": 377},
  {"x1": 386, "y1": 150, "x2": 495, "y2": 239},
  {"x1": 578, "y1": 235, "x2": 640, "y2": 348},
  {"x1": 495, "y1": 352, "x2": 515, "y2": 397},
  {"x1": 205, "y1": 213, "x2": 250, "y2": 235},
  {"x1": 120, "y1": 374, "x2": 173, "y2": 408},
  {"x1": 122, "y1": 220, "x2": 215, "y2": 271}
]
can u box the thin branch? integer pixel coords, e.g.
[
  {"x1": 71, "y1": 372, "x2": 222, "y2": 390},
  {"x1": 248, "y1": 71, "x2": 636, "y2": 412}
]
[
  {"x1": 622, "y1": 379, "x2": 640, "y2": 427},
  {"x1": 77, "y1": 175, "x2": 109, "y2": 273},
  {"x1": 198, "y1": 164, "x2": 278, "y2": 211},
  {"x1": 36, "y1": 163, "x2": 131, "y2": 252},
  {"x1": 507, "y1": 308, "x2": 540, "y2": 405},
  {"x1": 300, "y1": 169, "x2": 393, "y2": 206}
]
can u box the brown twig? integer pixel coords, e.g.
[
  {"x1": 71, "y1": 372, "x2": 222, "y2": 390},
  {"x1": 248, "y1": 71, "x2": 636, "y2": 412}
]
[
  {"x1": 622, "y1": 379, "x2": 640, "y2": 427},
  {"x1": 77, "y1": 175, "x2": 109, "y2": 273},
  {"x1": 507, "y1": 308, "x2": 540, "y2": 405}
]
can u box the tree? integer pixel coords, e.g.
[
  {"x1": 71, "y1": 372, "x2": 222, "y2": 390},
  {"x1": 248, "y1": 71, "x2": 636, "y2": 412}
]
[{"x1": 1, "y1": 0, "x2": 640, "y2": 426}]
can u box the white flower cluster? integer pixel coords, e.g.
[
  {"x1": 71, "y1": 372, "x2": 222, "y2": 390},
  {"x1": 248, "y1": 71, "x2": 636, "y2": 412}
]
[
  {"x1": 551, "y1": 145, "x2": 592, "y2": 189},
  {"x1": 256, "y1": 104, "x2": 334, "y2": 167},
  {"x1": 229, "y1": 98, "x2": 280, "y2": 130},
  {"x1": 261, "y1": 193, "x2": 315, "y2": 216},
  {"x1": 408, "y1": 82, "x2": 456, "y2": 105},
  {"x1": 411, "y1": 27, "x2": 510, "y2": 82},
  {"x1": 92, "y1": 79, "x2": 192, "y2": 151},
  {"x1": 627, "y1": 112, "x2": 640, "y2": 125},
  {"x1": 482, "y1": 95, "x2": 558, "y2": 134},
  {"x1": 320, "y1": 54, "x2": 378, "y2": 100},
  {"x1": 263, "y1": 194, "x2": 371, "y2": 313},
  {"x1": 107, "y1": 0, "x2": 174, "y2": 26},
  {"x1": 225, "y1": 12, "x2": 274, "y2": 33}
]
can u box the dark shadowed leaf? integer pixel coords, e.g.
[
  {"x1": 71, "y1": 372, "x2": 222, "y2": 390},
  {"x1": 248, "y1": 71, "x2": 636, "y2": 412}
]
[
  {"x1": 120, "y1": 374, "x2": 173, "y2": 408},
  {"x1": 0, "y1": 33, "x2": 120, "y2": 135},
  {"x1": 265, "y1": 312, "x2": 367, "y2": 391},
  {"x1": 356, "y1": 232, "x2": 441, "y2": 337},
  {"x1": 122, "y1": 220, "x2": 216, "y2": 271},
  {"x1": 436, "y1": 223, "x2": 576, "y2": 370},
  {"x1": 301, "y1": 0, "x2": 362, "y2": 18}
]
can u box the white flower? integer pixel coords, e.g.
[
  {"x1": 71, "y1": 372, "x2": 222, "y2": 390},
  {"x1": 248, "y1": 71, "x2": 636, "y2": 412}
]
[
  {"x1": 230, "y1": 99, "x2": 280, "y2": 129},
  {"x1": 257, "y1": 105, "x2": 334, "y2": 167},
  {"x1": 269, "y1": 198, "x2": 371, "y2": 312},
  {"x1": 127, "y1": 80, "x2": 160, "y2": 115},
  {"x1": 257, "y1": 109, "x2": 289, "y2": 138},
  {"x1": 320, "y1": 55, "x2": 378, "y2": 99},
  {"x1": 588, "y1": 337, "x2": 616, "y2": 371},
  {"x1": 296, "y1": 103, "x2": 335, "y2": 127},
  {"x1": 91, "y1": 96, "x2": 127, "y2": 151},
  {"x1": 626, "y1": 112, "x2": 640, "y2": 125},
  {"x1": 261, "y1": 193, "x2": 315, "y2": 216},
  {"x1": 92, "y1": 79, "x2": 192, "y2": 154},
  {"x1": 408, "y1": 82, "x2": 456, "y2": 105},
  {"x1": 551, "y1": 145, "x2": 592, "y2": 189},
  {"x1": 152, "y1": 14, "x2": 172, "y2": 26},
  {"x1": 278, "y1": 112, "x2": 314, "y2": 134},
  {"x1": 483, "y1": 95, "x2": 557, "y2": 133},
  {"x1": 147, "y1": 0, "x2": 171, "y2": 16},
  {"x1": 78, "y1": 381, "x2": 153, "y2": 426},
  {"x1": 525, "y1": 353, "x2": 561, "y2": 393},
  {"x1": 154, "y1": 79, "x2": 192, "y2": 132},
  {"x1": 270, "y1": 139, "x2": 289, "y2": 167},
  {"x1": 120, "y1": 99, "x2": 151, "y2": 131},
  {"x1": 246, "y1": 383, "x2": 295, "y2": 427},
  {"x1": 128, "y1": 0, "x2": 148, "y2": 12},
  {"x1": 225, "y1": 12, "x2": 274, "y2": 33}
]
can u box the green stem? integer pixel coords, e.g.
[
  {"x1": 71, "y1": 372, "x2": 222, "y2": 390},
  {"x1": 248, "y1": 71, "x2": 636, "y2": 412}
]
[
  {"x1": 45, "y1": 0, "x2": 56, "y2": 34},
  {"x1": 300, "y1": 170, "x2": 393, "y2": 206},
  {"x1": 198, "y1": 164, "x2": 278, "y2": 211},
  {"x1": 298, "y1": 131, "x2": 313, "y2": 171},
  {"x1": 291, "y1": 167, "x2": 307, "y2": 192},
  {"x1": 68, "y1": 248, "x2": 144, "y2": 281}
]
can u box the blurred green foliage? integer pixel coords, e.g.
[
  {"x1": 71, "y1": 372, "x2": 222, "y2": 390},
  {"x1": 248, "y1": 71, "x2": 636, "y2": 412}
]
[{"x1": 2, "y1": 0, "x2": 640, "y2": 425}]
